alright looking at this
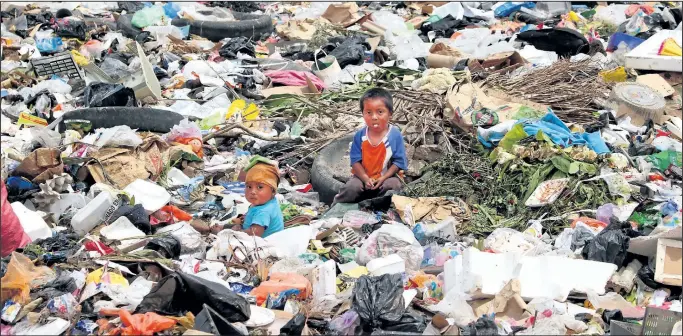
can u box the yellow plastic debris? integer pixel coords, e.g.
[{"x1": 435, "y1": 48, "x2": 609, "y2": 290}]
[
  {"x1": 70, "y1": 50, "x2": 89, "y2": 66},
  {"x1": 658, "y1": 38, "x2": 682, "y2": 56},
  {"x1": 599, "y1": 66, "x2": 627, "y2": 83}
]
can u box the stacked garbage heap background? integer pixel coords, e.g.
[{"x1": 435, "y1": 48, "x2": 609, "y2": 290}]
[{"x1": 1, "y1": 1, "x2": 682, "y2": 335}]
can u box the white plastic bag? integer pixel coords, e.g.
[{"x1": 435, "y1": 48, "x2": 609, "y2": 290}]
[
  {"x1": 165, "y1": 119, "x2": 202, "y2": 142},
  {"x1": 484, "y1": 228, "x2": 542, "y2": 254},
  {"x1": 428, "y1": 290, "x2": 476, "y2": 327},
  {"x1": 156, "y1": 222, "x2": 206, "y2": 257},
  {"x1": 93, "y1": 125, "x2": 143, "y2": 148},
  {"x1": 383, "y1": 30, "x2": 429, "y2": 61},
  {"x1": 356, "y1": 224, "x2": 424, "y2": 273}
]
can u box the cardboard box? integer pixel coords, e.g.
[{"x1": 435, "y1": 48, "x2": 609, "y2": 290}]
[{"x1": 654, "y1": 238, "x2": 682, "y2": 286}]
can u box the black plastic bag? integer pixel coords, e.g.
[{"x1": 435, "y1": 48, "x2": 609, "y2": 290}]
[
  {"x1": 136, "y1": 272, "x2": 251, "y2": 322},
  {"x1": 117, "y1": 1, "x2": 146, "y2": 13},
  {"x1": 145, "y1": 236, "x2": 181, "y2": 259},
  {"x1": 54, "y1": 17, "x2": 87, "y2": 40},
  {"x1": 83, "y1": 83, "x2": 136, "y2": 108},
  {"x1": 571, "y1": 224, "x2": 596, "y2": 251},
  {"x1": 637, "y1": 263, "x2": 659, "y2": 289},
  {"x1": 281, "y1": 313, "x2": 307, "y2": 335},
  {"x1": 581, "y1": 219, "x2": 630, "y2": 267},
  {"x1": 602, "y1": 309, "x2": 623, "y2": 325},
  {"x1": 516, "y1": 27, "x2": 589, "y2": 57},
  {"x1": 420, "y1": 15, "x2": 466, "y2": 38},
  {"x1": 461, "y1": 315, "x2": 498, "y2": 335},
  {"x1": 108, "y1": 204, "x2": 152, "y2": 234},
  {"x1": 381, "y1": 313, "x2": 427, "y2": 333},
  {"x1": 219, "y1": 36, "x2": 255, "y2": 59},
  {"x1": 330, "y1": 35, "x2": 370, "y2": 68},
  {"x1": 352, "y1": 274, "x2": 406, "y2": 331},
  {"x1": 194, "y1": 304, "x2": 246, "y2": 335}
]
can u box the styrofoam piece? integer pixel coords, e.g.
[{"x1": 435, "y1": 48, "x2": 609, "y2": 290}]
[
  {"x1": 625, "y1": 30, "x2": 683, "y2": 72},
  {"x1": 71, "y1": 191, "x2": 116, "y2": 236},
  {"x1": 312, "y1": 260, "x2": 337, "y2": 299},
  {"x1": 100, "y1": 216, "x2": 146, "y2": 241},
  {"x1": 443, "y1": 247, "x2": 617, "y2": 302},
  {"x1": 165, "y1": 167, "x2": 191, "y2": 187},
  {"x1": 119, "y1": 42, "x2": 161, "y2": 99},
  {"x1": 366, "y1": 254, "x2": 406, "y2": 276},
  {"x1": 47, "y1": 193, "x2": 89, "y2": 222},
  {"x1": 124, "y1": 179, "x2": 171, "y2": 213},
  {"x1": 10, "y1": 202, "x2": 52, "y2": 241}
]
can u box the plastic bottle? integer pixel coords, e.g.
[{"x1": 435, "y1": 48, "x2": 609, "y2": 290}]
[{"x1": 71, "y1": 191, "x2": 115, "y2": 236}]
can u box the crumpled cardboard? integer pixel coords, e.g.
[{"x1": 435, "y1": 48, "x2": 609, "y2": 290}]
[
  {"x1": 275, "y1": 20, "x2": 316, "y2": 40},
  {"x1": 473, "y1": 279, "x2": 530, "y2": 322},
  {"x1": 87, "y1": 148, "x2": 149, "y2": 190},
  {"x1": 12, "y1": 148, "x2": 64, "y2": 184},
  {"x1": 391, "y1": 195, "x2": 471, "y2": 224},
  {"x1": 321, "y1": 2, "x2": 362, "y2": 27},
  {"x1": 139, "y1": 134, "x2": 170, "y2": 181},
  {"x1": 468, "y1": 51, "x2": 528, "y2": 77}
]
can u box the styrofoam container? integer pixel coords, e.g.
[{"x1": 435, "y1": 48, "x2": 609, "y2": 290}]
[
  {"x1": 48, "y1": 193, "x2": 89, "y2": 223},
  {"x1": 367, "y1": 254, "x2": 406, "y2": 276},
  {"x1": 11, "y1": 202, "x2": 52, "y2": 241},
  {"x1": 625, "y1": 30, "x2": 683, "y2": 72},
  {"x1": 71, "y1": 191, "x2": 115, "y2": 236},
  {"x1": 123, "y1": 179, "x2": 171, "y2": 214}
]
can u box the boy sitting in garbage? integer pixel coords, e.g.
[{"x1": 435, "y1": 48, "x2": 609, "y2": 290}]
[
  {"x1": 333, "y1": 88, "x2": 408, "y2": 204},
  {"x1": 212, "y1": 157, "x2": 284, "y2": 237}
]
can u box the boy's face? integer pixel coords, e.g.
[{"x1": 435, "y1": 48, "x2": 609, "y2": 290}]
[
  {"x1": 363, "y1": 98, "x2": 391, "y2": 132},
  {"x1": 245, "y1": 182, "x2": 275, "y2": 206}
]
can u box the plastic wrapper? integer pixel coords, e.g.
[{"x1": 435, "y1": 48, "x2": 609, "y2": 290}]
[
  {"x1": 383, "y1": 31, "x2": 429, "y2": 61},
  {"x1": 342, "y1": 210, "x2": 379, "y2": 229},
  {"x1": 352, "y1": 274, "x2": 405, "y2": 331},
  {"x1": 92, "y1": 125, "x2": 143, "y2": 148},
  {"x1": 1, "y1": 252, "x2": 56, "y2": 304},
  {"x1": 165, "y1": 119, "x2": 202, "y2": 143},
  {"x1": 484, "y1": 228, "x2": 542, "y2": 254},
  {"x1": 135, "y1": 271, "x2": 251, "y2": 322}
]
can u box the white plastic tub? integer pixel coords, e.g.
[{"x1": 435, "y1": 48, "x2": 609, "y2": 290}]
[{"x1": 71, "y1": 191, "x2": 115, "y2": 236}]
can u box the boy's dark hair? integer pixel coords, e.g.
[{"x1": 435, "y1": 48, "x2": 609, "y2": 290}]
[{"x1": 360, "y1": 88, "x2": 393, "y2": 114}]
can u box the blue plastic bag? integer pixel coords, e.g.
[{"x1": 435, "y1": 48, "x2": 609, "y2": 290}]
[
  {"x1": 494, "y1": 2, "x2": 535, "y2": 17},
  {"x1": 163, "y1": 2, "x2": 180, "y2": 19},
  {"x1": 35, "y1": 37, "x2": 63, "y2": 53}
]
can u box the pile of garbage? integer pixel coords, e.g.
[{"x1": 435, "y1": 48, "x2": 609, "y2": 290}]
[{"x1": 1, "y1": 1, "x2": 682, "y2": 335}]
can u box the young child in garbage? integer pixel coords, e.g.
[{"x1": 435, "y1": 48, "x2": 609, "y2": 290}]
[
  {"x1": 333, "y1": 88, "x2": 408, "y2": 204},
  {"x1": 212, "y1": 160, "x2": 284, "y2": 237}
]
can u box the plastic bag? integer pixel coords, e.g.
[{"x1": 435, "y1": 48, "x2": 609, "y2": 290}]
[
  {"x1": 132, "y1": 6, "x2": 167, "y2": 29},
  {"x1": 219, "y1": 36, "x2": 255, "y2": 59},
  {"x1": 54, "y1": 17, "x2": 87, "y2": 40},
  {"x1": 352, "y1": 274, "x2": 405, "y2": 331},
  {"x1": 356, "y1": 224, "x2": 424, "y2": 273},
  {"x1": 145, "y1": 236, "x2": 181, "y2": 259},
  {"x1": 84, "y1": 82, "x2": 136, "y2": 108},
  {"x1": 342, "y1": 210, "x2": 379, "y2": 229},
  {"x1": 32, "y1": 79, "x2": 72, "y2": 95},
  {"x1": 35, "y1": 36, "x2": 64, "y2": 53},
  {"x1": 330, "y1": 35, "x2": 371, "y2": 68},
  {"x1": 461, "y1": 315, "x2": 500, "y2": 335},
  {"x1": 136, "y1": 271, "x2": 251, "y2": 322},
  {"x1": 120, "y1": 310, "x2": 176, "y2": 335},
  {"x1": 484, "y1": 228, "x2": 542, "y2": 254},
  {"x1": 429, "y1": 290, "x2": 475, "y2": 327},
  {"x1": 165, "y1": 119, "x2": 202, "y2": 143},
  {"x1": 93, "y1": 125, "x2": 143, "y2": 148},
  {"x1": 372, "y1": 11, "x2": 409, "y2": 34},
  {"x1": 329, "y1": 310, "x2": 361, "y2": 335},
  {"x1": 1, "y1": 181, "x2": 31, "y2": 257},
  {"x1": 581, "y1": 220, "x2": 629, "y2": 267},
  {"x1": 1, "y1": 252, "x2": 56, "y2": 304},
  {"x1": 99, "y1": 57, "x2": 131, "y2": 81},
  {"x1": 280, "y1": 313, "x2": 306, "y2": 336},
  {"x1": 383, "y1": 31, "x2": 429, "y2": 61},
  {"x1": 144, "y1": 25, "x2": 183, "y2": 44},
  {"x1": 250, "y1": 273, "x2": 312, "y2": 306}
]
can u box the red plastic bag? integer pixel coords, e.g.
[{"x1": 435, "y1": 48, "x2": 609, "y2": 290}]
[
  {"x1": 119, "y1": 310, "x2": 176, "y2": 335},
  {"x1": 250, "y1": 273, "x2": 311, "y2": 306},
  {"x1": 1, "y1": 180, "x2": 31, "y2": 257}
]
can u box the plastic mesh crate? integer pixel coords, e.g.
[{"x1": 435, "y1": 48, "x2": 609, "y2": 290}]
[
  {"x1": 30, "y1": 52, "x2": 83, "y2": 79},
  {"x1": 610, "y1": 320, "x2": 641, "y2": 335},
  {"x1": 642, "y1": 307, "x2": 682, "y2": 335}
]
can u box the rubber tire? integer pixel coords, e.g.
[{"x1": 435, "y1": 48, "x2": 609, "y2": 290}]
[
  {"x1": 311, "y1": 135, "x2": 354, "y2": 205},
  {"x1": 171, "y1": 11, "x2": 273, "y2": 42},
  {"x1": 117, "y1": 14, "x2": 143, "y2": 39},
  {"x1": 57, "y1": 107, "x2": 184, "y2": 133}
]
